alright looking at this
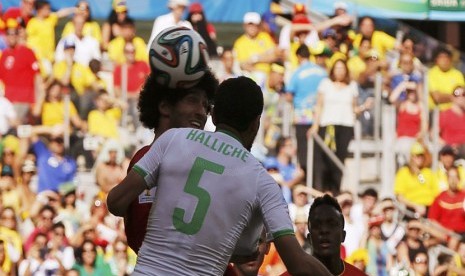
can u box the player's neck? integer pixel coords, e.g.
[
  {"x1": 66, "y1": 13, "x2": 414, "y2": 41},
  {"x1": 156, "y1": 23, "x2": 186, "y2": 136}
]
[{"x1": 318, "y1": 255, "x2": 344, "y2": 275}]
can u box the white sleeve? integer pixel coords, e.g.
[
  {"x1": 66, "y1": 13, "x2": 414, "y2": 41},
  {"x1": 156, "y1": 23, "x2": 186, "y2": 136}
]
[
  {"x1": 278, "y1": 24, "x2": 291, "y2": 50},
  {"x1": 55, "y1": 39, "x2": 65, "y2": 63},
  {"x1": 133, "y1": 128, "x2": 178, "y2": 189},
  {"x1": 257, "y1": 170, "x2": 294, "y2": 239},
  {"x1": 147, "y1": 19, "x2": 160, "y2": 52}
]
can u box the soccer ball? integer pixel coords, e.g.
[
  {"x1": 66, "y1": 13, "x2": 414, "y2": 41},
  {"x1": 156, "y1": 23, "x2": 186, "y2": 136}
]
[{"x1": 149, "y1": 26, "x2": 209, "y2": 89}]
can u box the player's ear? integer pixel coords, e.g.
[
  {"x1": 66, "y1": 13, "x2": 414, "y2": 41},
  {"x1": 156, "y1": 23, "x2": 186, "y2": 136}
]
[{"x1": 341, "y1": 230, "x2": 346, "y2": 243}]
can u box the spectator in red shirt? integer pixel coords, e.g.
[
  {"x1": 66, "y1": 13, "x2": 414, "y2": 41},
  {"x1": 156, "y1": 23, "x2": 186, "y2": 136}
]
[
  {"x1": 3, "y1": 0, "x2": 35, "y2": 28},
  {"x1": 0, "y1": 22, "x2": 43, "y2": 123},
  {"x1": 439, "y1": 86, "x2": 465, "y2": 158},
  {"x1": 428, "y1": 166, "x2": 465, "y2": 237},
  {"x1": 113, "y1": 41, "x2": 149, "y2": 130}
]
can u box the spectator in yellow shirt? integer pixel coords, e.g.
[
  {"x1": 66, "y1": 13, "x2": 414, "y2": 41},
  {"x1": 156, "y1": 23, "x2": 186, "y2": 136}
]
[
  {"x1": 352, "y1": 16, "x2": 396, "y2": 60},
  {"x1": 88, "y1": 90, "x2": 124, "y2": 140},
  {"x1": 233, "y1": 12, "x2": 279, "y2": 77},
  {"x1": 107, "y1": 18, "x2": 147, "y2": 65},
  {"x1": 61, "y1": 1, "x2": 102, "y2": 43},
  {"x1": 428, "y1": 47, "x2": 465, "y2": 110},
  {"x1": 26, "y1": 0, "x2": 76, "y2": 76}
]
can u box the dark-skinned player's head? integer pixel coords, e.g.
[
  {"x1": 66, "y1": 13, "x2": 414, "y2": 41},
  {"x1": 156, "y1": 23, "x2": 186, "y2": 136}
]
[{"x1": 307, "y1": 194, "x2": 346, "y2": 259}]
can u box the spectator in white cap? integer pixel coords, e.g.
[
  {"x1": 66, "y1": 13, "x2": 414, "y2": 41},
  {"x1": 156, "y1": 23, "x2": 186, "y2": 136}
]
[
  {"x1": 333, "y1": 1, "x2": 348, "y2": 16},
  {"x1": 233, "y1": 11, "x2": 279, "y2": 79},
  {"x1": 147, "y1": 0, "x2": 193, "y2": 51}
]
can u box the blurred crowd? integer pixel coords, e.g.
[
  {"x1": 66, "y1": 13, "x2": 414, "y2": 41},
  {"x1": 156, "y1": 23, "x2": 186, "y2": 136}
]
[{"x1": 0, "y1": 0, "x2": 464, "y2": 275}]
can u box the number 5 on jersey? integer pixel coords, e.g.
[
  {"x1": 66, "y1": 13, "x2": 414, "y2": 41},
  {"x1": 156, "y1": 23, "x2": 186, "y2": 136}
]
[{"x1": 173, "y1": 157, "x2": 225, "y2": 235}]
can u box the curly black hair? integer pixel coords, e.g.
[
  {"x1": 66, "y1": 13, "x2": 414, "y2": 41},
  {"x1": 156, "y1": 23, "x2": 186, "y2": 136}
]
[{"x1": 138, "y1": 70, "x2": 218, "y2": 130}]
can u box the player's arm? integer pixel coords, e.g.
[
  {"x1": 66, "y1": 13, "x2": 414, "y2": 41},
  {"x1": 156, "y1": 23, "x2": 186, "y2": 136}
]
[
  {"x1": 274, "y1": 235, "x2": 332, "y2": 276},
  {"x1": 107, "y1": 170, "x2": 147, "y2": 217}
]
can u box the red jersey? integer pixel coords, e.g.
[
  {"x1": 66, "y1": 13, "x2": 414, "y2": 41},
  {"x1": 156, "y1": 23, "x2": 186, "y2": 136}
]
[
  {"x1": 280, "y1": 260, "x2": 367, "y2": 276},
  {"x1": 397, "y1": 109, "x2": 421, "y2": 138},
  {"x1": 440, "y1": 109, "x2": 465, "y2": 145},
  {"x1": 124, "y1": 145, "x2": 152, "y2": 253},
  {"x1": 113, "y1": 61, "x2": 150, "y2": 95},
  {"x1": 428, "y1": 190, "x2": 465, "y2": 233},
  {"x1": 0, "y1": 45, "x2": 39, "y2": 104}
]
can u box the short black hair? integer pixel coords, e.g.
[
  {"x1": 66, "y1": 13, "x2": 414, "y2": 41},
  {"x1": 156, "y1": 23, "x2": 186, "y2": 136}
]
[
  {"x1": 308, "y1": 194, "x2": 345, "y2": 227},
  {"x1": 213, "y1": 76, "x2": 263, "y2": 132},
  {"x1": 138, "y1": 70, "x2": 218, "y2": 130},
  {"x1": 296, "y1": 44, "x2": 310, "y2": 59},
  {"x1": 35, "y1": 0, "x2": 50, "y2": 11},
  {"x1": 433, "y1": 46, "x2": 452, "y2": 60}
]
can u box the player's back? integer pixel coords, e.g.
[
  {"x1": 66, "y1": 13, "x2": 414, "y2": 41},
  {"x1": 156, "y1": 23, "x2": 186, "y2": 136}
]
[{"x1": 133, "y1": 128, "x2": 289, "y2": 275}]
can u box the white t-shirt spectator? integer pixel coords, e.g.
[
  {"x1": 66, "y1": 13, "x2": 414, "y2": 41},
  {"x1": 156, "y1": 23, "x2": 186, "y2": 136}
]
[
  {"x1": 0, "y1": 96, "x2": 17, "y2": 135},
  {"x1": 55, "y1": 34, "x2": 101, "y2": 66}
]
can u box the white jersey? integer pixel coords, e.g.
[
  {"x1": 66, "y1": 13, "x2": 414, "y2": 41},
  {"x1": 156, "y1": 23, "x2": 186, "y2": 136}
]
[{"x1": 132, "y1": 128, "x2": 293, "y2": 275}]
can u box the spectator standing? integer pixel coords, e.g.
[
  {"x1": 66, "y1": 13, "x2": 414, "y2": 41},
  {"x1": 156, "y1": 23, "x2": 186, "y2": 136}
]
[
  {"x1": 107, "y1": 18, "x2": 147, "y2": 65},
  {"x1": 147, "y1": 0, "x2": 192, "y2": 49},
  {"x1": 102, "y1": 0, "x2": 132, "y2": 52},
  {"x1": 0, "y1": 22, "x2": 42, "y2": 123},
  {"x1": 26, "y1": 0, "x2": 76, "y2": 77},
  {"x1": 376, "y1": 198, "x2": 405, "y2": 255},
  {"x1": 389, "y1": 53, "x2": 426, "y2": 166},
  {"x1": 216, "y1": 47, "x2": 241, "y2": 82},
  {"x1": 309, "y1": 58, "x2": 361, "y2": 195},
  {"x1": 25, "y1": 126, "x2": 77, "y2": 193},
  {"x1": 394, "y1": 142, "x2": 439, "y2": 217},
  {"x1": 187, "y1": 2, "x2": 218, "y2": 58},
  {"x1": 61, "y1": 1, "x2": 101, "y2": 44},
  {"x1": 113, "y1": 41, "x2": 150, "y2": 130},
  {"x1": 55, "y1": 13, "x2": 101, "y2": 66},
  {"x1": 439, "y1": 86, "x2": 465, "y2": 158},
  {"x1": 286, "y1": 45, "x2": 327, "y2": 172},
  {"x1": 350, "y1": 187, "x2": 378, "y2": 229},
  {"x1": 428, "y1": 47, "x2": 465, "y2": 111}
]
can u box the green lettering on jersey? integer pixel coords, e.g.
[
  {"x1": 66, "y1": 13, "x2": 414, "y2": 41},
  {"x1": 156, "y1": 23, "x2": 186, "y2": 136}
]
[
  {"x1": 173, "y1": 157, "x2": 225, "y2": 235},
  {"x1": 222, "y1": 144, "x2": 232, "y2": 156},
  {"x1": 231, "y1": 147, "x2": 243, "y2": 158},
  {"x1": 241, "y1": 151, "x2": 250, "y2": 162},
  {"x1": 203, "y1": 134, "x2": 211, "y2": 147},
  {"x1": 186, "y1": 129, "x2": 198, "y2": 140},
  {"x1": 194, "y1": 132, "x2": 205, "y2": 143}
]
